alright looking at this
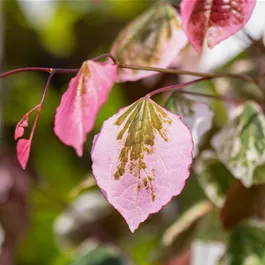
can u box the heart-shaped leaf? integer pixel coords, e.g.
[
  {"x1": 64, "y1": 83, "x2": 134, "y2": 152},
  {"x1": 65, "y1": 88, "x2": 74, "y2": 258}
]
[
  {"x1": 54, "y1": 60, "x2": 117, "y2": 156},
  {"x1": 180, "y1": 0, "x2": 256, "y2": 53},
  {"x1": 91, "y1": 98, "x2": 193, "y2": 232},
  {"x1": 111, "y1": 2, "x2": 188, "y2": 82}
]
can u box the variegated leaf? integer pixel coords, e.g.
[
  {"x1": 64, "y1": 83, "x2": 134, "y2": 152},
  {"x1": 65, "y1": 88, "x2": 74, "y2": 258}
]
[
  {"x1": 222, "y1": 222, "x2": 265, "y2": 265},
  {"x1": 212, "y1": 102, "x2": 265, "y2": 187},
  {"x1": 54, "y1": 60, "x2": 117, "y2": 156},
  {"x1": 194, "y1": 150, "x2": 234, "y2": 208},
  {"x1": 111, "y1": 2, "x2": 188, "y2": 82},
  {"x1": 166, "y1": 94, "x2": 213, "y2": 157},
  {"x1": 91, "y1": 98, "x2": 193, "y2": 232},
  {"x1": 180, "y1": 0, "x2": 256, "y2": 53}
]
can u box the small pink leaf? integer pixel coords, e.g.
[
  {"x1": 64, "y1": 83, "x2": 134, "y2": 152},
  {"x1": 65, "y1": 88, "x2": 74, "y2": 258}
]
[
  {"x1": 54, "y1": 60, "x2": 117, "y2": 156},
  {"x1": 91, "y1": 98, "x2": 193, "y2": 232},
  {"x1": 14, "y1": 117, "x2": 29, "y2": 140},
  {"x1": 181, "y1": 0, "x2": 256, "y2": 53},
  {"x1": 16, "y1": 139, "x2": 32, "y2": 170}
]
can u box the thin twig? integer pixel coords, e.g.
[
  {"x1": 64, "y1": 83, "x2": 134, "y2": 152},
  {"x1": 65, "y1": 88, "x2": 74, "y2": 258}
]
[
  {"x1": 29, "y1": 70, "x2": 56, "y2": 140},
  {"x1": 0, "y1": 54, "x2": 262, "y2": 98},
  {"x1": 0, "y1": 54, "x2": 116, "y2": 79},
  {"x1": 118, "y1": 63, "x2": 255, "y2": 83},
  {"x1": 146, "y1": 78, "x2": 208, "y2": 98},
  {"x1": 0, "y1": 61, "x2": 256, "y2": 84}
]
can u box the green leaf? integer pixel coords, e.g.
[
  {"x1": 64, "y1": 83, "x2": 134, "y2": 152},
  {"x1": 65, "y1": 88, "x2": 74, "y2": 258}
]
[
  {"x1": 212, "y1": 102, "x2": 265, "y2": 187},
  {"x1": 70, "y1": 247, "x2": 123, "y2": 265},
  {"x1": 195, "y1": 151, "x2": 235, "y2": 208},
  {"x1": 223, "y1": 222, "x2": 265, "y2": 265},
  {"x1": 253, "y1": 163, "x2": 265, "y2": 185}
]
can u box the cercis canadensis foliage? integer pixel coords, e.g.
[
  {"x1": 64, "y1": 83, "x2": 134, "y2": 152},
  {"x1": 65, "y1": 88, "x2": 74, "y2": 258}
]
[{"x1": 2, "y1": 0, "x2": 263, "y2": 232}]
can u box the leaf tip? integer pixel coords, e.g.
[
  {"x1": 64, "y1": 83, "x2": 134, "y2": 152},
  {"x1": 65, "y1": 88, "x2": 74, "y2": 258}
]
[{"x1": 16, "y1": 139, "x2": 32, "y2": 169}]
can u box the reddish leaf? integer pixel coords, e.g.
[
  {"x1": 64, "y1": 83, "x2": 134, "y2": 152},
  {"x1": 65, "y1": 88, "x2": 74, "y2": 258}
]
[
  {"x1": 16, "y1": 139, "x2": 32, "y2": 170},
  {"x1": 180, "y1": 0, "x2": 256, "y2": 53},
  {"x1": 221, "y1": 181, "x2": 265, "y2": 229},
  {"x1": 14, "y1": 117, "x2": 29, "y2": 140},
  {"x1": 54, "y1": 60, "x2": 117, "y2": 156},
  {"x1": 92, "y1": 98, "x2": 193, "y2": 232},
  {"x1": 14, "y1": 106, "x2": 39, "y2": 169}
]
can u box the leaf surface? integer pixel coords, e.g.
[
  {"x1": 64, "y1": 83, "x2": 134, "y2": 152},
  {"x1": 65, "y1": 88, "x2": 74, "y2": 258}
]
[
  {"x1": 195, "y1": 150, "x2": 234, "y2": 208},
  {"x1": 91, "y1": 98, "x2": 193, "y2": 232},
  {"x1": 111, "y1": 2, "x2": 188, "y2": 82},
  {"x1": 166, "y1": 94, "x2": 213, "y2": 157},
  {"x1": 223, "y1": 222, "x2": 265, "y2": 265},
  {"x1": 54, "y1": 60, "x2": 117, "y2": 156},
  {"x1": 180, "y1": 0, "x2": 256, "y2": 53},
  {"x1": 212, "y1": 102, "x2": 265, "y2": 187},
  {"x1": 14, "y1": 109, "x2": 37, "y2": 169},
  {"x1": 16, "y1": 139, "x2": 32, "y2": 170}
]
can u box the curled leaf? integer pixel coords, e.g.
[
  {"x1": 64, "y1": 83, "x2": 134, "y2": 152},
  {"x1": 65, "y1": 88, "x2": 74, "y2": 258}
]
[
  {"x1": 14, "y1": 117, "x2": 29, "y2": 140},
  {"x1": 14, "y1": 106, "x2": 39, "y2": 169},
  {"x1": 111, "y1": 2, "x2": 188, "y2": 82},
  {"x1": 54, "y1": 60, "x2": 117, "y2": 156},
  {"x1": 180, "y1": 0, "x2": 256, "y2": 53},
  {"x1": 166, "y1": 94, "x2": 213, "y2": 157},
  {"x1": 212, "y1": 102, "x2": 265, "y2": 187},
  {"x1": 92, "y1": 98, "x2": 193, "y2": 232}
]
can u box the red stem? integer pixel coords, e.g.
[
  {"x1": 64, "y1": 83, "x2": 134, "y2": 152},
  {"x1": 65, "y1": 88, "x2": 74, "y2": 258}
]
[
  {"x1": 29, "y1": 70, "x2": 56, "y2": 140},
  {"x1": 0, "y1": 67, "x2": 79, "y2": 79},
  {"x1": 0, "y1": 53, "x2": 116, "y2": 79},
  {"x1": 146, "y1": 78, "x2": 208, "y2": 98}
]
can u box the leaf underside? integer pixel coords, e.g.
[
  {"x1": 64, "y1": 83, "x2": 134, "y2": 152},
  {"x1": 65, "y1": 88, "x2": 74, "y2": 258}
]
[{"x1": 180, "y1": 0, "x2": 256, "y2": 53}]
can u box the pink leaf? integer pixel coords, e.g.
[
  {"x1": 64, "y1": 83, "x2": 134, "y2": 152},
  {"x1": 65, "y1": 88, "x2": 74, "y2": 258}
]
[
  {"x1": 16, "y1": 139, "x2": 32, "y2": 170},
  {"x1": 111, "y1": 2, "x2": 188, "y2": 82},
  {"x1": 91, "y1": 98, "x2": 193, "y2": 232},
  {"x1": 180, "y1": 0, "x2": 256, "y2": 53},
  {"x1": 54, "y1": 60, "x2": 117, "y2": 156},
  {"x1": 14, "y1": 117, "x2": 29, "y2": 140}
]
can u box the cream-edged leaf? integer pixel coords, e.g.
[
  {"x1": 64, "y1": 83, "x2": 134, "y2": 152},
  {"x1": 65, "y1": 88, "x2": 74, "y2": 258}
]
[
  {"x1": 212, "y1": 102, "x2": 265, "y2": 187},
  {"x1": 111, "y1": 2, "x2": 188, "y2": 82}
]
